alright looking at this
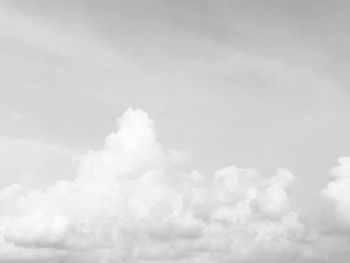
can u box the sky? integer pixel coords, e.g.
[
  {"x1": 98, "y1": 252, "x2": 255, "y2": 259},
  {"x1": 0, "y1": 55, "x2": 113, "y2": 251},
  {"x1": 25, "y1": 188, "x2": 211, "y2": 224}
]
[{"x1": 0, "y1": 1, "x2": 350, "y2": 262}]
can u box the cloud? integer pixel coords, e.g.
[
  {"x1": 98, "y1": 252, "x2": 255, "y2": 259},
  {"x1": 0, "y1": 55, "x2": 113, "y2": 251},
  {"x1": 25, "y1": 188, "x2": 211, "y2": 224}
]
[
  {"x1": 322, "y1": 157, "x2": 350, "y2": 227},
  {"x1": 0, "y1": 105, "x2": 31, "y2": 122},
  {"x1": 0, "y1": 108, "x2": 348, "y2": 262},
  {"x1": 0, "y1": 134, "x2": 78, "y2": 189}
]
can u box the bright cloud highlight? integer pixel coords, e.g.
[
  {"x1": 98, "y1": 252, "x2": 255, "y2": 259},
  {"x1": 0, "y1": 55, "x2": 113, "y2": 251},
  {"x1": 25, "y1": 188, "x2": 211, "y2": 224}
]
[{"x1": 0, "y1": 109, "x2": 349, "y2": 262}]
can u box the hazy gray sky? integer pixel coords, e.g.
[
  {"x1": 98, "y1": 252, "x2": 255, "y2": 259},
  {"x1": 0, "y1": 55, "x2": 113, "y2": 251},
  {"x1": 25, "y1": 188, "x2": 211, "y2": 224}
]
[{"x1": 0, "y1": 1, "x2": 350, "y2": 262}]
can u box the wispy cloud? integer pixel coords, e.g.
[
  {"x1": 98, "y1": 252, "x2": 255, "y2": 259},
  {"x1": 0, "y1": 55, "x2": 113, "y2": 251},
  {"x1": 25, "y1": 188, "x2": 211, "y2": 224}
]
[
  {"x1": 0, "y1": 134, "x2": 78, "y2": 189},
  {"x1": 1, "y1": 1, "x2": 350, "y2": 262}
]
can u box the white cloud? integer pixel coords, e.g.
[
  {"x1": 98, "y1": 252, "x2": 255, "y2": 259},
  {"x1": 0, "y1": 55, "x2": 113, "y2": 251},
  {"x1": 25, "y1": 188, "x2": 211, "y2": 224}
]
[
  {"x1": 0, "y1": 108, "x2": 348, "y2": 262},
  {"x1": 322, "y1": 157, "x2": 350, "y2": 227}
]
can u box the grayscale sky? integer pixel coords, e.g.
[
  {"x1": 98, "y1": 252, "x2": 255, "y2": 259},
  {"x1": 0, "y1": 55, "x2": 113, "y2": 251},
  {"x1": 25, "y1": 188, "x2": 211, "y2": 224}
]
[{"x1": 0, "y1": 1, "x2": 350, "y2": 262}]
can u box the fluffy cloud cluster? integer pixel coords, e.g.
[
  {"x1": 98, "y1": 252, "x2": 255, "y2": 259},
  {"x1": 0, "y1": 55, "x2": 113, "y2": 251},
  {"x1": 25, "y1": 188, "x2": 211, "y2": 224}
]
[
  {"x1": 322, "y1": 157, "x2": 350, "y2": 227},
  {"x1": 0, "y1": 109, "x2": 349, "y2": 262}
]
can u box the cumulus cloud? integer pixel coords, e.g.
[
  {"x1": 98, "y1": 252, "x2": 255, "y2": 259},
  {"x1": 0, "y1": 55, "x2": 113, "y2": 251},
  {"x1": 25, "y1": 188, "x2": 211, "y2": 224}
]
[
  {"x1": 322, "y1": 157, "x2": 350, "y2": 227},
  {"x1": 0, "y1": 108, "x2": 348, "y2": 262}
]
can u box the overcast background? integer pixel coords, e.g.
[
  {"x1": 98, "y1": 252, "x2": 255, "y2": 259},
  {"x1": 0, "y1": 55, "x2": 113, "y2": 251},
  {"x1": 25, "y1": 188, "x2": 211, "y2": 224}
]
[{"x1": 1, "y1": 1, "x2": 350, "y2": 263}]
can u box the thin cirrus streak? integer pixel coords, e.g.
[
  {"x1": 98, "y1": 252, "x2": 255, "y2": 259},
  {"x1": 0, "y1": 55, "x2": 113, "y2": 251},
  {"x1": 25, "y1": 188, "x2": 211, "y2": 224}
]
[{"x1": 0, "y1": 108, "x2": 349, "y2": 263}]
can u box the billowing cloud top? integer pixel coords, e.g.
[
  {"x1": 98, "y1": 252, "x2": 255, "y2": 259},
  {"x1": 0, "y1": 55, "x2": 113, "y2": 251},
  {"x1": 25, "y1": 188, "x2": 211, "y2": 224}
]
[{"x1": 0, "y1": 109, "x2": 349, "y2": 263}]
